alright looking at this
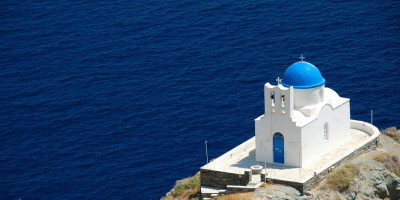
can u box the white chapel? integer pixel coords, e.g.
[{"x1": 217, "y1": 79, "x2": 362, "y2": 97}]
[{"x1": 255, "y1": 56, "x2": 350, "y2": 167}]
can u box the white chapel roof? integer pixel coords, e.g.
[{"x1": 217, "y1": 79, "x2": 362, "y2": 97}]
[{"x1": 291, "y1": 87, "x2": 349, "y2": 127}]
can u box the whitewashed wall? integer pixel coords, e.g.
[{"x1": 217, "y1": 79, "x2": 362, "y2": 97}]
[
  {"x1": 256, "y1": 83, "x2": 350, "y2": 168},
  {"x1": 255, "y1": 83, "x2": 302, "y2": 167},
  {"x1": 293, "y1": 85, "x2": 324, "y2": 107},
  {"x1": 300, "y1": 101, "x2": 350, "y2": 167}
]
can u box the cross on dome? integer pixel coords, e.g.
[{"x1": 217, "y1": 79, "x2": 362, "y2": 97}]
[
  {"x1": 299, "y1": 54, "x2": 305, "y2": 62},
  {"x1": 276, "y1": 77, "x2": 281, "y2": 85}
]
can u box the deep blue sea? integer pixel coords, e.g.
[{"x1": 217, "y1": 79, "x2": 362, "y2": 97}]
[{"x1": 1, "y1": 0, "x2": 399, "y2": 199}]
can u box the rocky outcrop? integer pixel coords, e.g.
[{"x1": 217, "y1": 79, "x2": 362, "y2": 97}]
[
  {"x1": 309, "y1": 134, "x2": 400, "y2": 200},
  {"x1": 162, "y1": 132, "x2": 400, "y2": 200},
  {"x1": 254, "y1": 185, "x2": 301, "y2": 200},
  {"x1": 362, "y1": 163, "x2": 400, "y2": 199}
]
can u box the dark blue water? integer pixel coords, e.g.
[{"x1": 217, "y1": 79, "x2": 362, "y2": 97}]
[{"x1": 1, "y1": 0, "x2": 399, "y2": 199}]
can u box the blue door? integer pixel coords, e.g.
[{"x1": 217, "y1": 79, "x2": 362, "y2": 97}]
[{"x1": 273, "y1": 132, "x2": 284, "y2": 164}]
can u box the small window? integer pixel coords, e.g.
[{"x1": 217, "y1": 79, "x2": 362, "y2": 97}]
[
  {"x1": 324, "y1": 123, "x2": 329, "y2": 141},
  {"x1": 271, "y1": 91, "x2": 275, "y2": 106},
  {"x1": 281, "y1": 94, "x2": 285, "y2": 107}
]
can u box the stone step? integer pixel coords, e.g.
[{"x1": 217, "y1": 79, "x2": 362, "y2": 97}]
[{"x1": 201, "y1": 186, "x2": 226, "y2": 198}]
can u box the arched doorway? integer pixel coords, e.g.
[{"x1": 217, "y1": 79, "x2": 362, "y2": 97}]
[{"x1": 273, "y1": 132, "x2": 284, "y2": 164}]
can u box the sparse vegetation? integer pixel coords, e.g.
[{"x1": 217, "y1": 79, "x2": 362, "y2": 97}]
[
  {"x1": 373, "y1": 152, "x2": 400, "y2": 176},
  {"x1": 161, "y1": 172, "x2": 200, "y2": 200},
  {"x1": 325, "y1": 163, "x2": 360, "y2": 191},
  {"x1": 319, "y1": 183, "x2": 329, "y2": 190},
  {"x1": 162, "y1": 131, "x2": 400, "y2": 199},
  {"x1": 211, "y1": 192, "x2": 254, "y2": 200},
  {"x1": 381, "y1": 127, "x2": 400, "y2": 143},
  {"x1": 334, "y1": 193, "x2": 341, "y2": 200}
]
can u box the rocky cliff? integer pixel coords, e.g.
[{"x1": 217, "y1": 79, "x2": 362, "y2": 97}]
[{"x1": 162, "y1": 129, "x2": 400, "y2": 200}]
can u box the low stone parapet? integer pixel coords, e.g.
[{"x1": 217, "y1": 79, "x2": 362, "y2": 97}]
[
  {"x1": 200, "y1": 120, "x2": 380, "y2": 194},
  {"x1": 200, "y1": 169, "x2": 250, "y2": 189}
]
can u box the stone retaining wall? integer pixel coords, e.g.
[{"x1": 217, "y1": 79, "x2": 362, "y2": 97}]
[
  {"x1": 302, "y1": 136, "x2": 378, "y2": 193},
  {"x1": 201, "y1": 136, "x2": 378, "y2": 194},
  {"x1": 258, "y1": 136, "x2": 378, "y2": 194},
  {"x1": 225, "y1": 185, "x2": 258, "y2": 194},
  {"x1": 200, "y1": 169, "x2": 250, "y2": 189},
  {"x1": 260, "y1": 174, "x2": 304, "y2": 193},
  {"x1": 200, "y1": 120, "x2": 380, "y2": 194}
]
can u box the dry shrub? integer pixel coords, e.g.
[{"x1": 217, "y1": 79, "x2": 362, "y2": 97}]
[
  {"x1": 334, "y1": 193, "x2": 341, "y2": 200},
  {"x1": 326, "y1": 163, "x2": 360, "y2": 191},
  {"x1": 381, "y1": 127, "x2": 400, "y2": 143},
  {"x1": 192, "y1": 186, "x2": 200, "y2": 194},
  {"x1": 373, "y1": 152, "x2": 400, "y2": 176},
  {"x1": 161, "y1": 172, "x2": 201, "y2": 200},
  {"x1": 319, "y1": 183, "x2": 329, "y2": 190},
  {"x1": 173, "y1": 172, "x2": 200, "y2": 195}
]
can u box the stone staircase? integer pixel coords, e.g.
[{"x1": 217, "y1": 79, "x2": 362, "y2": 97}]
[
  {"x1": 200, "y1": 186, "x2": 227, "y2": 199},
  {"x1": 201, "y1": 165, "x2": 264, "y2": 199}
]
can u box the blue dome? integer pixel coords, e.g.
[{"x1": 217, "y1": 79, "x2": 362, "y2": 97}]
[{"x1": 281, "y1": 61, "x2": 325, "y2": 89}]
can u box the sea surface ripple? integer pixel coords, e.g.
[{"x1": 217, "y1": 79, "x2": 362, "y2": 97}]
[{"x1": 1, "y1": 0, "x2": 399, "y2": 199}]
